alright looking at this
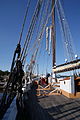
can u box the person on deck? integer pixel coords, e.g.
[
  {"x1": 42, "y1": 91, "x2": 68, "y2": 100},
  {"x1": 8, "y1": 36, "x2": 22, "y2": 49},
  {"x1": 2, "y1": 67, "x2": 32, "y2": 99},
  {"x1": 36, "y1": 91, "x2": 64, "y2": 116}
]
[{"x1": 41, "y1": 77, "x2": 46, "y2": 85}]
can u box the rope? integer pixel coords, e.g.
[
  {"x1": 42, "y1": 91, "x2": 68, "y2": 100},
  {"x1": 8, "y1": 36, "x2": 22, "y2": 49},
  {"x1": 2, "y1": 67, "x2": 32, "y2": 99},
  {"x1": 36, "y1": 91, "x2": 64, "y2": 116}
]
[
  {"x1": 56, "y1": 1, "x2": 68, "y2": 59},
  {"x1": 31, "y1": 0, "x2": 46, "y2": 49},
  {"x1": 23, "y1": 0, "x2": 50, "y2": 66},
  {"x1": 22, "y1": 0, "x2": 58, "y2": 67},
  {"x1": 25, "y1": 0, "x2": 49, "y2": 57},
  {"x1": 20, "y1": 0, "x2": 43, "y2": 62},
  {"x1": 19, "y1": 0, "x2": 31, "y2": 44},
  {"x1": 33, "y1": 0, "x2": 58, "y2": 74},
  {"x1": 56, "y1": 0, "x2": 75, "y2": 61},
  {"x1": 23, "y1": 0, "x2": 58, "y2": 69},
  {"x1": 23, "y1": 0, "x2": 46, "y2": 66}
]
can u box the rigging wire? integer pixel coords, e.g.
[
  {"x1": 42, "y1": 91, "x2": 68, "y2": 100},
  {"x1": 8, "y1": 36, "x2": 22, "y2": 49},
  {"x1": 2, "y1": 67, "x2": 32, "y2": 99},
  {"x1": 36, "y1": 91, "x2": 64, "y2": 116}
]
[
  {"x1": 20, "y1": 0, "x2": 43, "y2": 61},
  {"x1": 18, "y1": 0, "x2": 31, "y2": 44},
  {"x1": 22, "y1": 0, "x2": 51, "y2": 66},
  {"x1": 28, "y1": 0, "x2": 46, "y2": 53},
  {"x1": 35, "y1": 0, "x2": 58, "y2": 51},
  {"x1": 34, "y1": 0, "x2": 58, "y2": 75},
  {"x1": 56, "y1": 0, "x2": 75, "y2": 61},
  {"x1": 23, "y1": 0, "x2": 58, "y2": 74},
  {"x1": 23, "y1": 0, "x2": 46, "y2": 66},
  {"x1": 21, "y1": 0, "x2": 58, "y2": 66},
  {"x1": 29, "y1": 0, "x2": 50, "y2": 53},
  {"x1": 9, "y1": 0, "x2": 32, "y2": 72},
  {"x1": 56, "y1": 1, "x2": 68, "y2": 59},
  {"x1": 27, "y1": 0, "x2": 52, "y2": 74}
]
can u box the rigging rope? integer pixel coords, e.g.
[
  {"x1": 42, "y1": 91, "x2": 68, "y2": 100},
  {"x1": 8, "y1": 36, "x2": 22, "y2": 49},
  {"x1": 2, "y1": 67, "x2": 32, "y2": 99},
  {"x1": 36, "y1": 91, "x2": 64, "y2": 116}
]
[
  {"x1": 23, "y1": 0, "x2": 58, "y2": 74},
  {"x1": 29, "y1": 0, "x2": 50, "y2": 58},
  {"x1": 23, "y1": 0, "x2": 46, "y2": 66},
  {"x1": 56, "y1": 0, "x2": 75, "y2": 61},
  {"x1": 19, "y1": 0, "x2": 31, "y2": 44},
  {"x1": 21, "y1": 0, "x2": 58, "y2": 66},
  {"x1": 26, "y1": 0, "x2": 50, "y2": 56},
  {"x1": 25, "y1": 0, "x2": 54, "y2": 74},
  {"x1": 20, "y1": 0, "x2": 43, "y2": 62},
  {"x1": 22, "y1": 0, "x2": 50, "y2": 66},
  {"x1": 35, "y1": 0, "x2": 58, "y2": 50}
]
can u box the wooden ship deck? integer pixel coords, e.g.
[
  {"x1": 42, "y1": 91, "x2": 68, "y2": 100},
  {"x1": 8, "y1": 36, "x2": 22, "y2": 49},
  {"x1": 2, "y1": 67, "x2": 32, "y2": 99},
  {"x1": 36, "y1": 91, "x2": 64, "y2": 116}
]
[{"x1": 16, "y1": 86, "x2": 80, "y2": 120}]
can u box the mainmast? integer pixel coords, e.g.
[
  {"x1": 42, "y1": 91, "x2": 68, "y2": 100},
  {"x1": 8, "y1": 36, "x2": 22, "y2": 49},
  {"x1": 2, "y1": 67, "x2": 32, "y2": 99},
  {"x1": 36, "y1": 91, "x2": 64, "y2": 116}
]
[{"x1": 52, "y1": 0, "x2": 56, "y2": 67}]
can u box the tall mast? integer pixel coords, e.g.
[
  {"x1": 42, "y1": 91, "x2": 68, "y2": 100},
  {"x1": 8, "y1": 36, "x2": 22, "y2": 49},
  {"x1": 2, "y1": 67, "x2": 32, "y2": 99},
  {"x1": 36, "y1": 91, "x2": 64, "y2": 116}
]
[{"x1": 52, "y1": 0, "x2": 56, "y2": 67}]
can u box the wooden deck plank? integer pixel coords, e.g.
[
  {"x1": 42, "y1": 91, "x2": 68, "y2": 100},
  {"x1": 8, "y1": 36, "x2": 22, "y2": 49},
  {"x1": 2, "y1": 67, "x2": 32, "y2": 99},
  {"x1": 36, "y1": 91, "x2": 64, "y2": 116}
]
[
  {"x1": 16, "y1": 86, "x2": 80, "y2": 120},
  {"x1": 38, "y1": 95, "x2": 80, "y2": 120}
]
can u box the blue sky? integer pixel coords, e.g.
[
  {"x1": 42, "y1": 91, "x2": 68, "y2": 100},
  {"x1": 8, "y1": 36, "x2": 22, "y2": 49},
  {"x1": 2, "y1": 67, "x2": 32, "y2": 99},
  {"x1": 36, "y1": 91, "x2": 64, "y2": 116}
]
[{"x1": 0, "y1": 0, "x2": 80, "y2": 74}]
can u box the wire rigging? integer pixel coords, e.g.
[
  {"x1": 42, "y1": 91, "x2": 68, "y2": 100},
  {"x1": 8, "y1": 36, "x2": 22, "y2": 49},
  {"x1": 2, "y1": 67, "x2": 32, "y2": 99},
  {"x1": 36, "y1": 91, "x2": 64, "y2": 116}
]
[
  {"x1": 23, "y1": 0, "x2": 46, "y2": 66},
  {"x1": 21, "y1": 0, "x2": 58, "y2": 66},
  {"x1": 26, "y1": 0, "x2": 58, "y2": 75},
  {"x1": 28, "y1": 0, "x2": 50, "y2": 55},
  {"x1": 22, "y1": 0, "x2": 50, "y2": 66},
  {"x1": 20, "y1": 0, "x2": 43, "y2": 62},
  {"x1": 26, "y1": 0, "x2": 57, "y2": 75},
  {"x1": 56, "y1": 0, "x2": 75, "y2": 61},
  {"x1": 24, "y1": 0, "x2": 51, "y2": 75},
  {"x1": 19, "y1": 0, "x2": 31, "y2": 44}
]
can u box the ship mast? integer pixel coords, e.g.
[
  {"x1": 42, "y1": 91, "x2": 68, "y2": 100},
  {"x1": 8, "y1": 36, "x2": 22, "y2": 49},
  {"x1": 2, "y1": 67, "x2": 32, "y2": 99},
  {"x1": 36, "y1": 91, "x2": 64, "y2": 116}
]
[{"x1": 52, "y1": 0, "x2": 56, "y2": 67}]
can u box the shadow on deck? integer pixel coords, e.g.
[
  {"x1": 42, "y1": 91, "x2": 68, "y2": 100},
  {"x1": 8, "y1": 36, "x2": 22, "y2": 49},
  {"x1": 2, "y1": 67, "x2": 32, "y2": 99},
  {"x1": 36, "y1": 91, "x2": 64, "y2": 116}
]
[{"x1": 16, "y1": 86, "x2": 80, "y2": 120}]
